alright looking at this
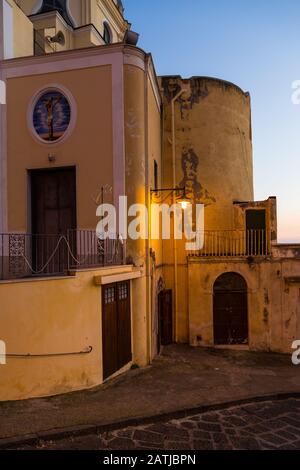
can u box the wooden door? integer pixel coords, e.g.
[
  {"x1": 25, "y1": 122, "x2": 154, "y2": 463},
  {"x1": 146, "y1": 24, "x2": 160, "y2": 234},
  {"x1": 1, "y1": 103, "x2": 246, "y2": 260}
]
[
  {"x1": 214, "y1": 292, "x2": 248, "y2": 345},
  {"x1": 246, "y1": 210, "x2": 266, "y2": 255},
  {"x1": 31, "y1": 167, "x2": 76, "y2": 235},
  {"x1": 102, "y1": 284, "x2": 118, "y2": 379},
  {"x1": 102, "y1": 281, "x2": 132, "y2": 380},
  {"x1": 158, "y1": 289, "x2": 173, "y2": 347},
  {"x1": 31, "y1": 167, "x2": 76, "y2": 274},
  {"x1": 117, "y1": 282, "x2": 132, "y2": 368},
  {"x1": 213, "y1": 273, "x2": 248, "y2": 345}
]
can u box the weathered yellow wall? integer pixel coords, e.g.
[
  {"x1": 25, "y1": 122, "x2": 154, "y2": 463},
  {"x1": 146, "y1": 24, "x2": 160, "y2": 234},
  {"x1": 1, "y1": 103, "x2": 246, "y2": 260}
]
[
  {"x1": 160, "y1": 76, "x2": 253, "y2": 229},
  {"x1": 148, "y1": 75, "x2": 162, "y2": 265},
  {"x1": 124, "y1": 63, "x2": 149, "y2": 363},
  {"x1": 188, "y1": 258, "x2": 300, "y2": 354},
  {"x1": 0, "y1": 265, "x2": 148, "y2": 401},
  {"x1": 160, "y1": 76, "x2": 254, "y2": 343},
  {"x1": 124, "y1": 64, "x2": 146, "y2": 266},
  {"x1": 6, "y1": 65, "x2": 113, "y2": 232},
  {"x1": 234, "y1": 197, "x2": 278, "y2": 243},
  {"x1": 123, "y1": 61, "x2": 163, "y2": 361},
  {"x1": 147, "y1": 74, "x2": 163, "y2": 356}
]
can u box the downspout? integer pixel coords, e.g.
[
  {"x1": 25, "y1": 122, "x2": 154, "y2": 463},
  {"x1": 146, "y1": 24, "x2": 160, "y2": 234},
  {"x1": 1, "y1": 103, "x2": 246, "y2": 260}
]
[
  {"x1": 144, "y1": 54, "x2": 151, "y2": 362},
  {"x1": 0, "y1": 2, "x2": 3, "y2": 234},
  {"x1": 171, "y1": 88, "x2": 186, "y2": 342}
]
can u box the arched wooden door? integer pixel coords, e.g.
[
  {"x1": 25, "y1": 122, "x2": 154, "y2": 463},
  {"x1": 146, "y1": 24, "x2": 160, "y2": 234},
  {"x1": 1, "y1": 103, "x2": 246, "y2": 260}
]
[{"x1": 213, "y1": 273, "x2": 248, "y2": 345}]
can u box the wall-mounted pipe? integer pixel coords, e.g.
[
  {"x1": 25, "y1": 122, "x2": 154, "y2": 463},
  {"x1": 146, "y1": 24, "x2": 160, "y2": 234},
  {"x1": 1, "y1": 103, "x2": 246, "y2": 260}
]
[{"x1": 171, "y1": 86, "x2": 188, "y2": 341}]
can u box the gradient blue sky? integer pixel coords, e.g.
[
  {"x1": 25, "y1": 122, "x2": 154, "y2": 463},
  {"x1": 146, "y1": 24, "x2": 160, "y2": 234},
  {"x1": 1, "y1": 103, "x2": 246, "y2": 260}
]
[{"x1": 125, "y1": 0, "x2": 300, "y2": 242}]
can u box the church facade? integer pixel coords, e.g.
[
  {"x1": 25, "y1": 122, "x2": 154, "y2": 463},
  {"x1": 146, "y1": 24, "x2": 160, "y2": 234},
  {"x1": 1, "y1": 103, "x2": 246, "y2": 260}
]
[{"x1": 0, "y1": 0, "x2": 299, "y2": 401}]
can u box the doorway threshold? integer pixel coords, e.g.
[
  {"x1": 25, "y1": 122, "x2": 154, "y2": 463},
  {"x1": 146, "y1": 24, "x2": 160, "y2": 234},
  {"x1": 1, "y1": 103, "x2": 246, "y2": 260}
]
[{"x1": 213, "y1": 344, "x2": 250, "y2": 351}]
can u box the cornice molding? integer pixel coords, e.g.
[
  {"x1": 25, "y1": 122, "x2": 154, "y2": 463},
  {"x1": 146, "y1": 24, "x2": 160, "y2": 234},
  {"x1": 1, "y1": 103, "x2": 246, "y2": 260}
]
[
  {"x1": 0, "y1": 42, "x2": 161, "y2": 110},
  {"x1": 0, "y1": 44, "x2": 147, "y2": 70},
  {"x1": 73, "y1": 24, "x2": 105, "y2": 45},
  {"x1": 29, "y1": 10, "x2": 74, "y2": 31}
]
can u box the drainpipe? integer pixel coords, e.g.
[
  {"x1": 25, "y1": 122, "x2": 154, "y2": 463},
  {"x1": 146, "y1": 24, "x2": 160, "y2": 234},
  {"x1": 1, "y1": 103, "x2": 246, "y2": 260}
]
[
  {"x1": 144, "y1": 55, "x2": 151, "y2": 362},
  {"x1": 171, "y1": 88, "x2": 186, "y2": 342}
]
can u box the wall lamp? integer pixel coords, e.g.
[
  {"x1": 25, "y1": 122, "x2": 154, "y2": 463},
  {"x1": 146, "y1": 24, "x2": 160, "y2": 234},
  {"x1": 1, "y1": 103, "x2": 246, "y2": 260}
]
[{"x1": 150, "y1": 187, "x2": 191, "y2": 209}]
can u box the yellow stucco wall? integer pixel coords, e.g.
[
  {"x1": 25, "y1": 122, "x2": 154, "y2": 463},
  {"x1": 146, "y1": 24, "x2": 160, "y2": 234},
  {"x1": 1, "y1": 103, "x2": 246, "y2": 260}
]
[
  {"x1": 91, "y1": 0, "x2": 128, "y2": 43},
  {"x1": 6, "y1": 65, "x2": 113, "y2": 232},
  {"x1": 148, "y1": 75, "x2": 162, "y2": 267},
  {"x1": 0, "y1": 265, "x2": 148, "y2": 401},
  {"x1": 3, "y1": 0, "x2": 34, "y2": 58},
  {"x1": 124, "y1": 63, "x2": 146, "y2": 263},
  {"x1": 160, "y1": 76, "x2": 253, "y2": 229},
  {"x1": 188, "y1": 258, "x2": 300, "y2": 354},
  {"x1": 160, "y1": 76, "x2": 254, "y2": 343},
  {"x1": 12, "y1": 0, "x2": 33, "y2": 57},
  {"x1": 73, "y1": 27, "x2": 100, "y2": 49},
  {"x1": 1, "y1": 48, "x2": 161, "y2": 401},
  {"x1": 123, "y1": 61, "x2": 163, "y2": 360},
  {"x1": 147, "y1": 75, "x2": 163, "y2": 356},
  {"x1": 123, "y1": 63, "x2": 149, "y2": 363}
]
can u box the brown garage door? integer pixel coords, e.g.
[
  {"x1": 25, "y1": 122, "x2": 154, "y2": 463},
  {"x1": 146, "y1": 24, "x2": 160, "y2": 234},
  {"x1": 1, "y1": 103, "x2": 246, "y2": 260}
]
[{"x1": 102, "y1": 281, "x2": 132, "y2": 380}]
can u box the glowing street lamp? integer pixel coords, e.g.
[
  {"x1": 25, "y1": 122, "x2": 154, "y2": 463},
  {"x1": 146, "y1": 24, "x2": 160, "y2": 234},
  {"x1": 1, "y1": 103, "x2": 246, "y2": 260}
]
[
  {"x1": 176, "y1": 188, "x2": 191, "y2": 209},
  {"x1": 150, "y1": 187, "x2": 191, "y2": 209}
]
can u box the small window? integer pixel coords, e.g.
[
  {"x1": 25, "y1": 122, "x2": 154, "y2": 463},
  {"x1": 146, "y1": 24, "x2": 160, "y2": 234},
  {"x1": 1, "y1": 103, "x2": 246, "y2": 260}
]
[
  {"x1": 154, "y1": 160, "x2": 158, "y2": 191},
  {"x1": 118, "y1": 283, "x2": 128, "y2": 300},
  {"x1": 104, "y1": 286, "x2": 115, "y2": 304},
  {"x1": 103, "y1": 22, "x2": 112, "y2": 44}
]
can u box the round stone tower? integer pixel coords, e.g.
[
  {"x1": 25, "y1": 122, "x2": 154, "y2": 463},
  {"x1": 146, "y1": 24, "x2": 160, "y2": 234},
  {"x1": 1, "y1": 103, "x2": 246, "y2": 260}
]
[{"x1": 160, "y1": 76, "x2": 254, "y2": 230}]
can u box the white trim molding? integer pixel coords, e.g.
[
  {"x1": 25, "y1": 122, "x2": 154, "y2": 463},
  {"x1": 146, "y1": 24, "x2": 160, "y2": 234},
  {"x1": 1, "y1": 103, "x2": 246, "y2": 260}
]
[
  {"x1": 0, "y1": 2, "x2": 3, "y2": 61},
  {"x1": 0, "y1": 70, "x2": 7, "y2": 232}
]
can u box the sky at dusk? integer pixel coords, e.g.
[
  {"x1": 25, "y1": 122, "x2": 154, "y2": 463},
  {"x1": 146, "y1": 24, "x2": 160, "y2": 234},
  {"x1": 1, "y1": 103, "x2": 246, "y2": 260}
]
[{"x1": 124, "y1": 0, "x2": 300, "y2": 242}]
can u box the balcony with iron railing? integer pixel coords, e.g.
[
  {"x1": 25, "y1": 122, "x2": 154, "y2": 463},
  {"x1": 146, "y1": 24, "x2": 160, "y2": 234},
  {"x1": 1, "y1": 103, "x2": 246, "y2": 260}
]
[
  {"x1": 0, "y1": 230, "x2": 125, "y2": 281},
  {"x1": 188, "y1": 229, "x2": 271, "y2": 259}
]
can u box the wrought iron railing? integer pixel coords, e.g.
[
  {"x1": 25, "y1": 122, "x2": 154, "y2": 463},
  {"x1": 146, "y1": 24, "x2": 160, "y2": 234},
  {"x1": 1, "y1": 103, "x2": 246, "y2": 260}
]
[
  {"x1": 188, "y1": 229, "x2": 270, "y2": 258},
  {"x1": 0, "y1": 231, "x2": 125, "y2": 281},
  {"x1": 67, "y1": 230, "x2": 125, "y2": 270}
]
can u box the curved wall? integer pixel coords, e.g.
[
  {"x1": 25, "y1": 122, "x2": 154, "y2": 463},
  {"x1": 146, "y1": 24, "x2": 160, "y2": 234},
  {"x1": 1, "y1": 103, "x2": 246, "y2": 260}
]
[
  {"x1": 160, "y1": 76, "x2": 254, "y2": 342},
  {"x1": 161, "y1": 76, "x2": 254, "y2": 231}
]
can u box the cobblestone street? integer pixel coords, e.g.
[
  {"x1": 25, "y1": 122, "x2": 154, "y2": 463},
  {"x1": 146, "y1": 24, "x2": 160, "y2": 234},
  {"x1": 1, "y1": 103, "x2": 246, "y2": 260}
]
[{"x1": 19, "y1": 398, "x2": 300, "y2": 450}]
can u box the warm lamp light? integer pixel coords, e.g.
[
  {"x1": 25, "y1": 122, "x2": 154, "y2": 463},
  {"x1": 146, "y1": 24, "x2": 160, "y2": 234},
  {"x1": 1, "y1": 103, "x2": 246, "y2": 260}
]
[
  {"x1": 178, "y1": 201, "x2": 189, "y2": 210},
  {"x1": 176, "y1": 189, "x2": 191, "y2": 209},
  {"x1": 150, "y1": 187, "x2": 191, "y2": 209}
]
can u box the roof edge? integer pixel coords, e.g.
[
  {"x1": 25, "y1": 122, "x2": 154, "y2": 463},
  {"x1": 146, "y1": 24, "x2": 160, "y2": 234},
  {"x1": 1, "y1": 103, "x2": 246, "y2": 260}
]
[{"x1": 159, "y1": 75, "x2": 249, "y2": 97}]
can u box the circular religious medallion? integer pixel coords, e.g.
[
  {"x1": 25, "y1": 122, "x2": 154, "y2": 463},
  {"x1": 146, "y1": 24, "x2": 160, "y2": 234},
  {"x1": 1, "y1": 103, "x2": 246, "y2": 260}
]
[{"x1": 32, "y1": 90, "x2": 71, "y2": 142}]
